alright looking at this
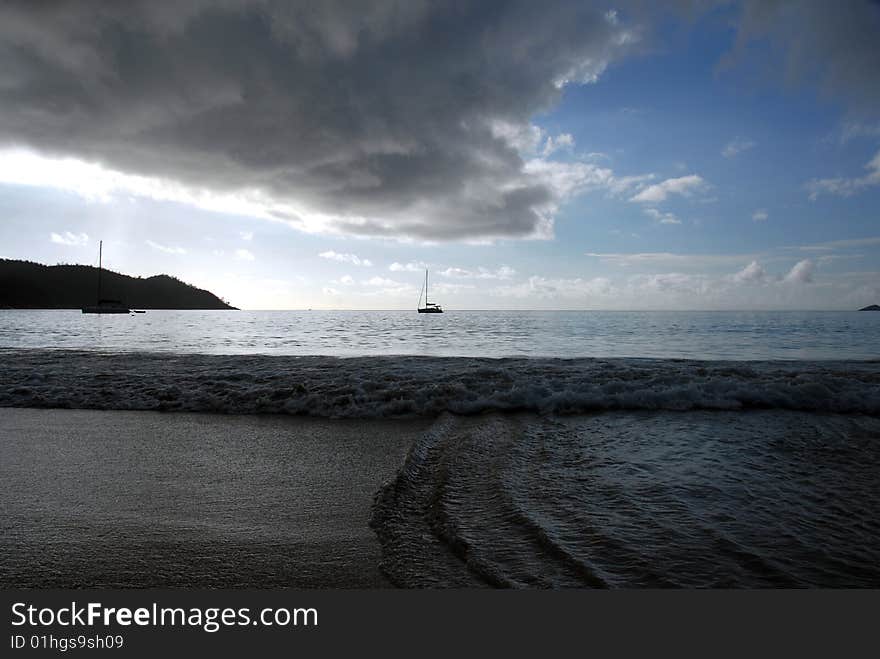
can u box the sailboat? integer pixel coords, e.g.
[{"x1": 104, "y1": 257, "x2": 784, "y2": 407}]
[
  {"x1": 81, "y1": 240, "x2": 131, "y2": 314},
  {"x1": 417, "y1": 269, "x2": 443, "y2": 313}
]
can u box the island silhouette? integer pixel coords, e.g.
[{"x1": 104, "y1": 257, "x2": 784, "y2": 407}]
[{"x1": 0, "y1": 259, "x2": 236, "y2": 310}]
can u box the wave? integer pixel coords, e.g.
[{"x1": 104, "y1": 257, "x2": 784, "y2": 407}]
[
  {"x1": 1, "y1": 349, "x2": 879, "y2": 417},
  {"x1": 370, "y1": 414, "x2": 619, "y2": 587},
  {"x1": 370, "y1": 412, "x2": 880, "y2": 587}
]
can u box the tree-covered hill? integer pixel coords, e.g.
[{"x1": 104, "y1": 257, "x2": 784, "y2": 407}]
[{"x1": 0, "y1": 259, "x2": 237, "y2": 310}]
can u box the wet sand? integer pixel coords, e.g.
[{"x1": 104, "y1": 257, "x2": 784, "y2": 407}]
[{"x1": 0, "y1": 408, "x2": 431, "y2": 588}]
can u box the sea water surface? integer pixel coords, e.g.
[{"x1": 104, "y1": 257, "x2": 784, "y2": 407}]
[
  {"x1": 2, "y1": 309, "x2": 879, "y2": 587},
  {"x1": 1, "y1": 308, "x2": 879, "y2": 359}
]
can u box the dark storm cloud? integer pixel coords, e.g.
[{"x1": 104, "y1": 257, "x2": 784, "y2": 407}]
[
  {"x1": 729, "y1": 0, "x2": 880, "y2": 112},
  {"x1": 0, "y1": 0, "x2": 641, "y2": 240},
  {"x1": 1, "y1": 1, "x2": 877, "y2": 241}
]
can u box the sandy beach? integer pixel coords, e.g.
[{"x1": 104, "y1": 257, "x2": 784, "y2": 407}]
[
  {"x1": 3, "y1": 403, "x2": 879, "y2": 588},
  {"x1": 0, "y1": 408, "x2": 431, "y2": 588}
]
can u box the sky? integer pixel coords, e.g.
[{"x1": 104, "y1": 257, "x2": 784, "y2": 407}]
[{"x1": 0, "y1": 0, "x2": 878, "y2": 310}]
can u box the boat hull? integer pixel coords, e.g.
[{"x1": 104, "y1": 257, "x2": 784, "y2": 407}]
[
  {"x1": 82, "y1": 307, "x2": 130, "y2": 314},
  {"x1": 417, "y1": 308, "x2": 443, "y2": 313}
]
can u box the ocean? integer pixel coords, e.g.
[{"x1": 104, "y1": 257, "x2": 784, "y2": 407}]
[
  {"x1": 1, "y1": 309, "x2": 879, "y2": 587},
  {"x1": 1, "y1": 309, "x2": 878, "y2": 358}
]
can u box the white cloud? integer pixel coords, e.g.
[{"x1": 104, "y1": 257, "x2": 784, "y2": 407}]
[
  {"x1": 790, "y1": 236, "x2": 880, "y2": 251},
  {"x1": 584, "y1": 237, "x2": 872, "y2": 295},
  {"x1": 146, "y1": 240, "x2": 186, "y2": 255},
  {"x1": 644, "y1": 208, "x2": 681, "y2": 225},
  {"x1": 50, "y1": 231, "x2": 88, "y2": 246},
  {"x1": 356, "y1": 276, "x2": 413, "y2": 298},
  {"x1": 489, "y1": 120, "x2": 546, "y2": 154},
  {"x1": 239, "y1": 231, "x2": 253, "y2": 241},
  {"x1": 722, "y1": 138, "x2": 755, "y2": 158},
  {"x1": 732, "y1": 260, "x2": 766, "y2": 283},
  {"x1": 752, "y1": 209, "x2": 769, "y2": 222},
  {"x1": 439, "y1": 265, "x2": 516, "y2": 279},
  {"x1": 586, "y1": 251, "x2": 752, "y2": 268},
  {"x1": 629, "y1": 175, "x2": 705, "y2": 203},
  {"x1": 522, "y1": 159, "x2": 610, "y2": 199},
  {"x1": 784, "y1": 259, "x2": 815, "y2": 284},
  {"x1": 338, "y1": 275, "x2": 354, "y2": 285},
  {"x1": 322, "y1": 287, "x2": 340, "y2": 296},
  {"x1": 234, "y1": 248, "x2": 255, "y2": 261},
  {"x1": 362, "y1": 276, "x2": 404, "y2": 287},
  {"x1": 429, "y1": 282, "x2": 477, "y2": 295},
  {"x1": 606, "y1": 173, "x2": 657, "y2": 196},
  {"x1": 438, "y1": 267, "x2": 469, "y2": 278},
  {"x1": 319, "y1": 250, "x2": 373, "y2": 266},
  {"x1": 494, "y1": 275, "x2": 614, "y2": 300},
  {"x1": 389, "y1": 261, "x2": 427, "y2": 273},
  {"x1": 816, "y1": 253, "x2": 865, "y2": 264},
  {"x1": 491, "y1": 259, "x2": 836, "y2": 310},
  {"x1": 493, "y1": 265, "x2": 517, "y2": 279},
  {"x1": 524, "y1": 158, "x2": 653, "y2": 202},
  {"x1": 839, "y1": 121, "x2": 880, "y2": 143},
  {"x1": 542, "y1": 132, "x2": 575, "y2": 157},
  {"x1": 806, "y1": 150, "x2": 880, "y2": 199}
]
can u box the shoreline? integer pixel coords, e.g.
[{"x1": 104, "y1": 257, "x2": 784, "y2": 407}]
[
  {"x1": 4, "y1": 405, "x2": 879, "y2": 588},
  {"x1": 0, "y1": 408, "x2": 431, "y2": 588}
]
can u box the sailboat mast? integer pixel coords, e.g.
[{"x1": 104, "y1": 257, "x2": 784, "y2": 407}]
[
  {"x1": 425, "y1": 269, "x2": 428, "y2": 305},
  {"x1": 97, "y1": 240, "x2": 103, "y2": 303}
]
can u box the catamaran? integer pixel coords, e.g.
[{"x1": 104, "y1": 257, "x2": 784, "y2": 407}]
[
  {"x1": 81, "y1": 240, "x2": 131, "y2": 314},
  {"x1": 417, "y1": 269, "x2": 443, "y2": 313}
]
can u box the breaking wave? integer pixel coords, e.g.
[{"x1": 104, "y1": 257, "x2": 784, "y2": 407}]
[{"x1": 2, "y1": 349, "x2": 879, "y2": 417}]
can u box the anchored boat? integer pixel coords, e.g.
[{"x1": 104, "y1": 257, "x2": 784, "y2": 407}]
[
  {"x1": 417, "y1": 269, "x2": 443, "y2": 313},
  {"x1": 81, "y1": 240, "x2": 132, "y2": 314}
]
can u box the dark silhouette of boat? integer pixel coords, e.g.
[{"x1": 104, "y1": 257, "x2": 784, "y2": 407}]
[
  {"x1": 417, "y1": 269, "x2": 443, "y2": 313},
  {"x1": 82, "y1": 300, "x2": 129, "y2": 314},
  {"x1": 81, "y1": 240, "x2": 132, "y2": 314}
]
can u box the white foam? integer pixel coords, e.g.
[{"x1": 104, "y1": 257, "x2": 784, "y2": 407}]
[{"x1": 1, "y1": 350, "x2": 878, "y2": 417}]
